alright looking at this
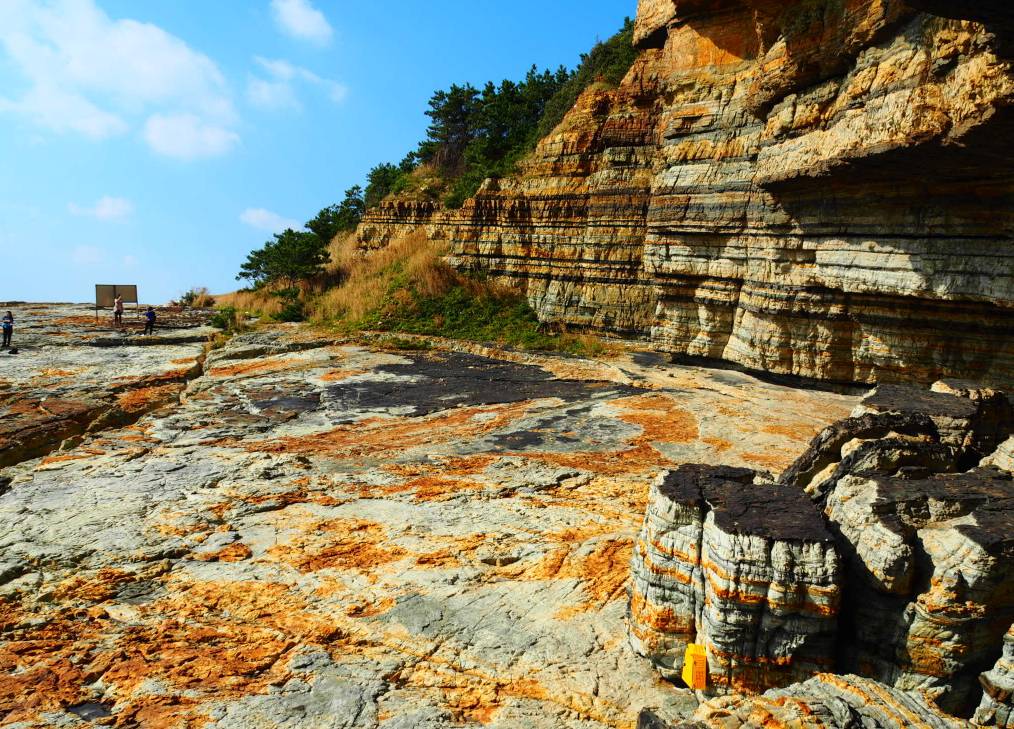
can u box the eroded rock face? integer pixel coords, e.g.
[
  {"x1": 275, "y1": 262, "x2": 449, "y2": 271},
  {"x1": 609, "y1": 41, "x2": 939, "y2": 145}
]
[
  {"x1": 628, "y1": 464, "x2": 840, "y2": 695},
  {"x1": 975, "y1": 624, "x2": 1014, "y2": 727},
  {"x1": 359, "y1": 0, "x2": 1014, "y2": 386},
  {"x1": 780, "y1": 382, "x2": 1014, "y2": 715},
  {"x1": 0, "y1": 315, "x2": 859, "y2": 727}
]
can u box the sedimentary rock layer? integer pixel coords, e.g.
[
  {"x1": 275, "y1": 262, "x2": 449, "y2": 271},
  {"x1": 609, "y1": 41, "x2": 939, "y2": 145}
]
[
  {"x1": 359, "y1": 0, "x2": 1014, "y2": 386},
  {"x1": 0, "y1": 304, "x2": 214, "y2": 469},
  {"x1": 628, "y1": 464, "x2": 840, "y2": 695}
]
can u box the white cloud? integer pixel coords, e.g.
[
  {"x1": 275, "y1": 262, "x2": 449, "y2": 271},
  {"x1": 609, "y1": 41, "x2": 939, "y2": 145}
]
[
  {"x1": 247, "y1": 56, "x2": 347, "y2": 110},
  {"x1": 240, "y1": 207, "x2": 301, "y2": 233},
  {"x1": 144, "y1": 113, "x2": 239, "y2": 160},
  {"x1": 122, "y1": 254, "x2": 138, "y2": 268},
  {"x1": 0, "y1": 0, "x2": 238, "y2": 157},
  {"x1": 270, "y1": 0, "x2": 333, "y2": 45},
  {"x1": 68, "y1": 195, "x2": 133, "y2": 221},
  {"x1": 72, "y1": 244, "x2": 104, "y2": 265}
]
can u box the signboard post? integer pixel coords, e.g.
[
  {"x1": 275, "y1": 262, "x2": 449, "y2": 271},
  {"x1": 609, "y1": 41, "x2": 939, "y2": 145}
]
[{"x1": 95, "y1": 284, "x2": 140, "y2": 321}]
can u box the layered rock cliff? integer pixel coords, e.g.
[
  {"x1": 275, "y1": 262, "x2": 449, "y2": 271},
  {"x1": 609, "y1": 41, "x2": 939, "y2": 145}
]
[{"x1": 359, "y1": 0, "x2": 1014, "y2": 386}]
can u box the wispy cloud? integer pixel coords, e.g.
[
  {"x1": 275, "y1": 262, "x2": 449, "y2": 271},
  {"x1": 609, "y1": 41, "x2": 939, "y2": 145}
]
[
  {"x1": 68, "y1": 196, "x2": 134, "y2": 222},
  {"x1": 270, "y1": 0, "x2": 333, "y2": 45},
  {"x1": 144, "y1": 114, "x2": 239, "y2": 160},
  {"x1": 246, "y1": 56, "x2": 347, "y2": 110},
  {"x1": 240, "y1": 207, "x2": 301, "y2": 233},
  {"x1": 72, "y1": 244, "x2": 105, "y2": 265},
  {"x1": 0, "y1": 0, "x2": 238, "y2": 159}
]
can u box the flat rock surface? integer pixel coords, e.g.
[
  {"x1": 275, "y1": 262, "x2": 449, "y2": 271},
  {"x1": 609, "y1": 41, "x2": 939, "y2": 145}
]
[
  {"x1": 0, "y1": 304, "x2": 214, "y2": 468},
  {"x1": 0, "y1": 312, "x2": 858, "y2": 728}
]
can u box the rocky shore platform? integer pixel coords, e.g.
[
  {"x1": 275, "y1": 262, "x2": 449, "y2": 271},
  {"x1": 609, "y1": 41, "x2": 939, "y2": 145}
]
[{"x1": 0, "y1": 304, "x2": 858, "y2": 728}]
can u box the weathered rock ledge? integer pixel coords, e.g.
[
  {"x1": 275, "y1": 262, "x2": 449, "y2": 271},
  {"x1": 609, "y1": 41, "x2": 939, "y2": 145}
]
[{"x1": 359, "y1": 0, "x2": 1014, "y2": 386}]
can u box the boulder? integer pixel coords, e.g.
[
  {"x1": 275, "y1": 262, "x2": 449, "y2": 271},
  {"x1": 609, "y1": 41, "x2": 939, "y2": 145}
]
[{"x1": 629, "y1": 464, "x2": 840, "y2": 695}]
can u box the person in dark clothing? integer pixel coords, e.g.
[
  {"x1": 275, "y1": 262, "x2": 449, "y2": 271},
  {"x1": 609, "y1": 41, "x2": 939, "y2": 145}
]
[
  {"x1": 143, "y1": 306, "x2": 156, "y2": 335},
  {"x1": 1, "y1": 311, "x2": 12, "y2": 348}
]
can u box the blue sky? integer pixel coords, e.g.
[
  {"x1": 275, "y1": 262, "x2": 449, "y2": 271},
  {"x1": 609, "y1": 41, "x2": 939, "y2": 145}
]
[{"x1": 0, "y1": 0, "x2": 631, "y2": 304}]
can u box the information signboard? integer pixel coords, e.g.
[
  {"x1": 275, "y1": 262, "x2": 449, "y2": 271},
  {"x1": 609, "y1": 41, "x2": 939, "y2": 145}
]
[{"x1": 95, "y1": 284, "x2": 139, "y2": 318}]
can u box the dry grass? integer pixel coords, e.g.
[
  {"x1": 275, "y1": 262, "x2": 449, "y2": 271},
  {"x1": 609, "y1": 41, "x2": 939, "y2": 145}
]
[
  {"x1": 214, "y1": 289, "x2": 287, "y2": 318},
  {"x1": 307, "y1": 230, "x2": 461, "y2": 322}
]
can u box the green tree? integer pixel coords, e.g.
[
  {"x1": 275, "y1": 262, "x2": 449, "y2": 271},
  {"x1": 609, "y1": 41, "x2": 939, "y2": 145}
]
[
  {"x1": 365, "y1": 163, "x2": 402, "y2": 208},
  {"x1": 237, "y1": 229, "x2": 331, "y2": 288},
  {"x1": 306, "y1": 186, "x2": 366, "y2": 242}
]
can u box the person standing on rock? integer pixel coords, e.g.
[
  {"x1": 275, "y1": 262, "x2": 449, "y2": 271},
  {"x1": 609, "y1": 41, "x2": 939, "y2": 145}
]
[
  {"x1": 143, "y1": 306, "x2": 156, "y2": 336},
  {"x1": 113, "y1": 295, "x2": 124, "y2": 326},
  {"x1": 1, "y1": 311, "x2": 13, "y2": 349}
]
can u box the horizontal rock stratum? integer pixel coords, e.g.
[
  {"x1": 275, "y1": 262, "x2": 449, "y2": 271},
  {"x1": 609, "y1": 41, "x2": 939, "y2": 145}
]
[{"x1": 359, "y1": 0, "x2": 1014, "y2": 386}]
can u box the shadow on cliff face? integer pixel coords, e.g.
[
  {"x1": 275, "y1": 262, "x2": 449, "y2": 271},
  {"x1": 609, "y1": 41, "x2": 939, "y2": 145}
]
[{"x1": 755, "y1": 108, "x2": 1014, "y2": 386}]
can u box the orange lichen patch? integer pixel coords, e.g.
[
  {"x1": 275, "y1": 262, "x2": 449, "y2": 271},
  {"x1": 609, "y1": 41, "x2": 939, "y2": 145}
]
[
  {"x1": 320, "y1": 367, "x2": 369, "y2": 382},
  {"x1": 702, "y1": 435, "x2": 733, "y2": 453},
  {"x1": 170, "y1": 357, "x2": 196, "y2": 365},
  {"x1": 615, "y1": 393, "x2": 699, "y2": 444},
  {"x1": 207, "y1": 357, "x2": 300, "y2": 379},
  {"x1": 345, "y1": 596, "x2": 395, "y2": 618},
  {"x1": 406, "y1": 475, "x2": 483, "y2": 502},
  {"x1": 52, "y1": 315, "x2": 104, "y2": 326},
  {"x1": 762, "y1": 421, "x2": 826, "y2": 442},
  {"x1": 415, "y1": 533, "x2": 491, "y2": 568},
  {"x1": 266, "y1": 518, "x2": 407, "y2": 574},
  {"x1": 49, "y1": 568, "x2": 136, "y2": 603},
  {"x1": 116, "y1": 383, "x2": 182, "y2": 413},
  {"x1": 39, "y1": 448, "x2": 106, "y2": 464},
  {"x1": 742, "y1": 450, "x2": 796, "y2": 472},
  {"x1": 192, "y1": 542, "x2": 253, "y2": 563},
  {"x1": 37, "y1": 368, "x2": 79, "y2": 378},
  {"x1": 247, "y1": 401, "x2": 535, "y2": 461},
  {"x1": 113, "y1": 367, "x2": 194, "y2": 389},
  {"x1": 554, "y1": 539, "x2": 633, "y2": 618}
]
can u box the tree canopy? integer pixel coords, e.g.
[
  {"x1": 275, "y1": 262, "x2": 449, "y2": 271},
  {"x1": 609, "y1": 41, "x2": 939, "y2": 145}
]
[
  {"x1": 361, "y1": 17, "x2": 639, "y2": 210},
  {"x1": 237, "y1": 229, "x2": 331, "y2": 288}
]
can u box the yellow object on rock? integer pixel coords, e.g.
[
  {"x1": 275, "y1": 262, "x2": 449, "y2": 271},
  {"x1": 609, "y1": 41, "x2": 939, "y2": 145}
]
[{"x1": 682, "y1": 643, "x2": 708, "y2": 690}]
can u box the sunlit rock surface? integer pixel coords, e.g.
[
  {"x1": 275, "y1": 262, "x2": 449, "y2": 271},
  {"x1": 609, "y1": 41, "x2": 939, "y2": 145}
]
[
  {"x1": 642, "y1": 673, "x2": 967, "y2": 729},
  {"x1": 0, "y1": 303, "x2": 214, "y2": 469},
  {"x1": 359, "y1": 0, "x2": 1014, "y2": 386},
  {"x1": 781, "y1": 382, "x2": 1014, "y2": 716},
  {"x1": 0, "y1": 309, "x2": 858, "y2": 727}
]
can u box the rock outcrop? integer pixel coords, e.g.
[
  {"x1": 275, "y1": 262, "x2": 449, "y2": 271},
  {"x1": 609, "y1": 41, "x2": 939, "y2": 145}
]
[
  {"x1": 359, "y1": 0, "x2": 1014, "y2": 386},
  {"x1": 633, "y1": 380, "x2": 1014, "y2": 722},
  {"x1": 975, "y1": 624, "x2": 1014, "y2": 727},
  {"x1": 629, "y1": 464, "x2": 841, "y2": 695},
  {"x1": 783, "y1": 382, "x2": 1014, "y2": 715},
  {"x1": 0, "y1": 304, "x2": 213, "y2": 469}
]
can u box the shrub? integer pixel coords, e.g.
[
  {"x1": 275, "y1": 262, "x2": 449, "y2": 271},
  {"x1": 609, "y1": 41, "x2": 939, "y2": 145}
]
[{"x1": 178, "y1": 287, "x2": 215, "y2": 308}]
